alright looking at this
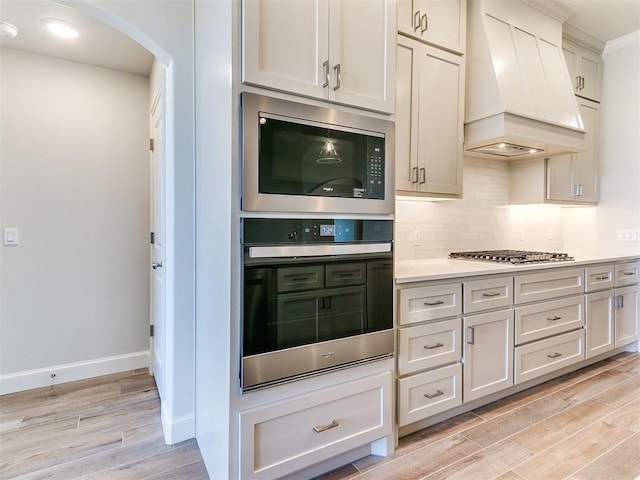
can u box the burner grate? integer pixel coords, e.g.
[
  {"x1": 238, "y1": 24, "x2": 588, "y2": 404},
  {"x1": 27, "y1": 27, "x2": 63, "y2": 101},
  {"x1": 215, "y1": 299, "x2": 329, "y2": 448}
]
[{"x1": 449, "y1": 250, "x2": 574, "y2": 264}]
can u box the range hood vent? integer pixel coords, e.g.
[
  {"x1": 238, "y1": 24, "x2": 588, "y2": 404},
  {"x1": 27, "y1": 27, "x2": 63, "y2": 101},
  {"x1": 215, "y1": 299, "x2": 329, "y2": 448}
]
[{"x1": 464, "y1": 0, "x2": 586, "y2": 160}]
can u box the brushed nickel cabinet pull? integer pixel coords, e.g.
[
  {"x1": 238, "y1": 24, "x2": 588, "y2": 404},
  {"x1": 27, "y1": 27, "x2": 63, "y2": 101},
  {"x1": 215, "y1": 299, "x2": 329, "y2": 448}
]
[
  {"x1": 467, "y1": 326, "x2": 475, "y2": 345},
  {"x1": 595, "y1": 276, "x2": 610, "y2": 281},
  {"x1": 412, "y1": 166, "x2": 419, "y2": 184},
  {"x1": 482, "y1": 292, "x2": 501, "y2": 297},
  {"x1": 421, "y1": 12, "x2": 428, "y2": 34},
  {"x1": 322, "y1": 60, "x2": 329, "y2": 88},
  {"x1": 413, "y1": 10, "x2": 421, "y2": 31},
  {"x1": 313, "y1": 419, "x2": 339, "y2": 433},
  {"x1": 424, "y1": 300, "x2": 444, "y2": 306},
  {"x1": 419, "y1": 168, "x2": 426, "y2": 184},
  {"x1": 424, "y1": 342, "x2": 444, "y2": 350},
  {"x1": 623, "y1": 272, "x2": 635, "y2": 276},
  {"x1": 333, "y1": 64, "x2": 341, "y2": 91},
  {"x1": 547, "y1": 352, "x2": 562, "y2": 359},
  {"x1": 424, "y1": 389, "x2": 444, "y2": 399},
  {"x1": 547, "y1": 316, "x2": 562, "y2": 321}
]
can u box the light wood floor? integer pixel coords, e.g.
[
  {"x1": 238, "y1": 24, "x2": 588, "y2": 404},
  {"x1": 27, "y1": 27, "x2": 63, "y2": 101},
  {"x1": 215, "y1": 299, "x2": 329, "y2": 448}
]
[
  {"x1": 0, "y1": 369, "x2": 208, "y2": 479},
  {"x1": 317, "y1": 351, "x2": 640, "y2": 480},
  {"x1": 1, "y1": 352, "x2": 639, "y2": 480}
]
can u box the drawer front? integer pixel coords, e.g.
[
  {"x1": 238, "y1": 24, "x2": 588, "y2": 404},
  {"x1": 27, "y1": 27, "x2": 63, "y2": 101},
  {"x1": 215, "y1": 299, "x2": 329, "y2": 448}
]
[
  {"x1": 397, "y1": 363, "x2": 462, "y2": 427},
  {"x1": 463, "y1": 276, "x2": 513, "y2": 314},
  {"x1": 325, "y1": 262, "x2": 366, "y2": 287},
  {"x1": 514, "y1": 330, "x2": 585, "y2": 384},
  {"x1": 239, "y1": 372, "x2": 392, "y2": 480},
  {"x1": 585, "y1": 264, "x2": 614, "y2": 292},
  {"x1": 398, "y1": 318, "x2": 461, "y2": 375},
  {"x1": 515, "y1": 268, "x2": 584, "y2": 304},
  {"x1": 398, "y1": 283, "x2": 462, "y2": 325},
  {"x1": 615, "y1": 261, "x2": 640, "y2": 287},
  {"x1": 277, "y1": 265, "x2": 324, "y2": 292},
  {"x1": 515, "y1": 296, "x2": 585, "y2": 345}
]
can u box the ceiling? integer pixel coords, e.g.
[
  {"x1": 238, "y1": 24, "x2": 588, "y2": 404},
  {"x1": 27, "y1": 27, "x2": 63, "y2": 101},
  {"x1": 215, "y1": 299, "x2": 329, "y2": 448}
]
[{"x1": 0, "y1": 0, "x2": 638, "y2": 77}]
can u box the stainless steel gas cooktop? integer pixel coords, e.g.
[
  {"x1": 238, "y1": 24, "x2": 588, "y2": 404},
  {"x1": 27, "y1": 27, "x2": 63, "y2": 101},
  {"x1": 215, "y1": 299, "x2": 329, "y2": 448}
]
[{"x1": 449, "y1": 250, "x2": 574, "y2": 264}]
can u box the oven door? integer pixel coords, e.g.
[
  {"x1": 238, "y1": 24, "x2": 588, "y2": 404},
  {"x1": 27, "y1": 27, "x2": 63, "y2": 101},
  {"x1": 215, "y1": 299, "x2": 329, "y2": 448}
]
[{"x1": 242, "y1": 245, "x2": 394, "y2": 390}]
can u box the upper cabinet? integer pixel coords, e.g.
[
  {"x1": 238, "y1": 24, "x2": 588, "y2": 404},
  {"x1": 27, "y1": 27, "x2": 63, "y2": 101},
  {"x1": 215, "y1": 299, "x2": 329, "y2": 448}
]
[
  {"x1": 396, "y1": 35, "x2": 464, "y2": 197},
  {"x1": 563, "y1": 38, "x2": 602, "y2": 103},
  {"x1": 242, "y1": 0, "x2": 396, "y2": 114},
  {"x1": 397, "y1": 0, "x2": 467, "y2": 54}
]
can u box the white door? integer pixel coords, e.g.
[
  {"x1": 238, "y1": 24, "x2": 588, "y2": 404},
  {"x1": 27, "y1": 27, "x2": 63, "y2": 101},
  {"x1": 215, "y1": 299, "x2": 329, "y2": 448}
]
[{"x1": 150, "y1": 80, "x2": 166, "y2": 399}]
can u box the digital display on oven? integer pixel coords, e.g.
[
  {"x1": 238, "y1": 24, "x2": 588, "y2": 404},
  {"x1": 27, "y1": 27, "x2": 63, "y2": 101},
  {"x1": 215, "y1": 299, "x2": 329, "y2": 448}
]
[{"x1": 320, "y1": 224, "x2": 334, "y2": 237}]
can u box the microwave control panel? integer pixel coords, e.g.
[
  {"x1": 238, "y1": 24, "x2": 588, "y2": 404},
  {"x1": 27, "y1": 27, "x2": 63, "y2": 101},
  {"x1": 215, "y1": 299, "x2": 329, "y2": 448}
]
[{"x1": 366, "y1": 141, "x2": 385, "y2": 199}]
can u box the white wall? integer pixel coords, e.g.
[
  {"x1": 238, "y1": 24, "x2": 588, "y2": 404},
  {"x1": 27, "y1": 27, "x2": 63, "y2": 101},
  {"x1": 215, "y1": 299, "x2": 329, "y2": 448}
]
[
  {"x1": 563, "y1": 32, "x2": 640, "y2": 255},
  {"x1": 395, "y1": 157, "x2": 565, "y2": 260},
  {"x1": 0, "y1": 48, "x2": 149, "y2": 388}
]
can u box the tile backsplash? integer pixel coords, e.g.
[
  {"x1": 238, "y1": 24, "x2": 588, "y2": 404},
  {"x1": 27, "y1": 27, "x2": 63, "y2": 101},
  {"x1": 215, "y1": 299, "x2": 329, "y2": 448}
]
[{"x1": 395, "y1": 157, "x2": 564, "y2": 261}]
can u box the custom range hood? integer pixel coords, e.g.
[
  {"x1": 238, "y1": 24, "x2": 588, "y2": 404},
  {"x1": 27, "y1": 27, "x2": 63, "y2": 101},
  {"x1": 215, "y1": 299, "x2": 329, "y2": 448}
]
[{"x1": 464, "y1": 0, "x2": 585, "y2": 159}]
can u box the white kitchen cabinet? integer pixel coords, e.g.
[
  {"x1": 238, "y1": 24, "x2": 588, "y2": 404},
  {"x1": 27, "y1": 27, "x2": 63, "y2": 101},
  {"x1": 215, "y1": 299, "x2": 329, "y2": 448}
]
[
  {"x1": 511, "y1": 98, "x2": 600, "y2": 205},
  {"x1": 397, "y1": 281, "x2": 462, "y2": 326},
  {"x1": 242, "y1": 0, "x2": 396, "y2": 113},
  {"x1": 514, "y1": 329, "x2": 585, "y2": 384},
  {"x1": 585, "y1": 289, "x2": 614, "y2": 358},
  {"x1": 563, "y1": 38, "x2": 602, "y2": 102},
  {"x1": 547, "y1": 98, "x2": 600, "y2": 203},
  {"x1": 514, "y1": 268, "x2": 584, "y2": 305},
  {"x1": 585, "y1": 263, "x2": 640, "y2": 358},
  {"x1": 396, "y1": 35, "x2": 464, "y2": 197},
  {"x1": 397, "y1": 0, "x2": 466, "y2": 54},
  {"x1": 398, "y1": 318, "x2": 461, "y2": 375},
  {"x1": 514, "y1": 295, "x2": 584, "y2": 346},
  {"x1": 239, "y1": 372, "x2": 392, "y2": 479},
  {"x1": 463, "y1": 309, "x2": 514, "y2": 402},
  {"x1": 462, "y1": 276, "x2": 513, "y2": 314}
]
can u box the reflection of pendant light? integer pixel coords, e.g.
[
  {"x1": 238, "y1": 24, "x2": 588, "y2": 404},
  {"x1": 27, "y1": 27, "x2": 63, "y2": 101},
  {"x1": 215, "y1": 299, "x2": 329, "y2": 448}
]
[{"x1": 316, "y1": 136, "x2": 342, "y2": 164}]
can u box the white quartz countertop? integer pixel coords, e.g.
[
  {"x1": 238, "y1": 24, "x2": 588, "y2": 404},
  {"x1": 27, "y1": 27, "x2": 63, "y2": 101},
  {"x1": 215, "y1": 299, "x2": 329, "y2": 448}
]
[{"x1": 395, "y1": 252, "x2": 640, "y2": 283}]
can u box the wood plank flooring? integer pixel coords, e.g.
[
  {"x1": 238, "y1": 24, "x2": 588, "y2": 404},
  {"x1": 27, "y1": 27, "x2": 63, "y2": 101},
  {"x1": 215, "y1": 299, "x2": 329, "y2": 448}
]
[
  {"x1": 317, "y1": 351, "x2": 640, "y2": 480},
  {"x1": 0, "y1": 369, "x2": 208, "y2": 479},
  {"x1": 1, "y1": 352, "x2": 639, "y2": 479}
]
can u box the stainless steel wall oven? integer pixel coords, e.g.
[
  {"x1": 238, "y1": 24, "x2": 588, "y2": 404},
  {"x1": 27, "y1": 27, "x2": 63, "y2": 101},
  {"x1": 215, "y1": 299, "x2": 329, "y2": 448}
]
[{"x1": 242, "y1": 218, "x2": 394, "y2": 391}]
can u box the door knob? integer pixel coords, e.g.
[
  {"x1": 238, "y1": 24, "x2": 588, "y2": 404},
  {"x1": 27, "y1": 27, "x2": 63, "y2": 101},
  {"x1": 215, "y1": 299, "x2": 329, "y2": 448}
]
[{"x1": 152, "y1": 261, "x2": 163, "y2": 270}]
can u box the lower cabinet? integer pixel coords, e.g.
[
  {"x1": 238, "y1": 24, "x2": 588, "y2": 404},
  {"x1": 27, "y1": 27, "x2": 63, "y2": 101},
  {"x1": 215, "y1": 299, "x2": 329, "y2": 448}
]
[
  {"x1": 463, "y1": 309, "x2": 514, "y2": 402},
  {"x1": 397, "y1": 363, "x2": 462, "y2": 427},
  {"x1": 239, "y1": 372, "x2": 392, "y2": 480},
  {"x1": 615, "y1": 285, "x2": 640, "y2": 347},
  {"x1": 514, "y1": 329, "x2": 585, "y2": 384}
]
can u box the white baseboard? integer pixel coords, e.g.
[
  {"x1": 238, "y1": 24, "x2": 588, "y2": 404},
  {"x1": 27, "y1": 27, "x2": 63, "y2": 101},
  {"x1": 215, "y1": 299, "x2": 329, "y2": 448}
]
[
  {"x1": 0, "y1": 351, "x2": 149, "y2": 395},
  {"x1": 161, "y1": 406, "x2": 195, "y2": 445}
]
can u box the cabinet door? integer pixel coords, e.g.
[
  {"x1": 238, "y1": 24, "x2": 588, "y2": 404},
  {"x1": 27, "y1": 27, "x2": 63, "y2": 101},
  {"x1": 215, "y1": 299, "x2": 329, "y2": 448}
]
[
  {"x1": 416, "y1": 44, "x2": 464, "y2": 196},
  {"x1": 563, "y1": 40, "x2": 602, "y2": 102},
  {"x1": 546, "y1": 154, "x2": 575, "y2": 202},
  {"x1": 242, "y1": 0, "x2": 329, "y2": 99},
  {"x1": 573, "y1": 99, "x2": 599, "y2": 203},
  {"x1": 328, "y1": 0, "x2": 396, "y2": 113},
  {"x1": 397, "y1": 0, "x2": 466, "y2": 54},
  {"x1": 615, "y1": 285, "x2": 640, "y2": 347},
  {"x1": 463, "y1": 309, "x2": 514, "y2": 402},
  {"x1": 585, "y1": 290, "x2": 614, "y2": 358},
  {"x1": 395, "y1": 37, "x2": 420, "y2": 192}
]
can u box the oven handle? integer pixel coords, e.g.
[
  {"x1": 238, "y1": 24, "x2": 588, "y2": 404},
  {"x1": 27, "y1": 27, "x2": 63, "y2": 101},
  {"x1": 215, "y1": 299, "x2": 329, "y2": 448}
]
[{"x1": 248, "y1": 243, "x2": 392, "y2": 258}]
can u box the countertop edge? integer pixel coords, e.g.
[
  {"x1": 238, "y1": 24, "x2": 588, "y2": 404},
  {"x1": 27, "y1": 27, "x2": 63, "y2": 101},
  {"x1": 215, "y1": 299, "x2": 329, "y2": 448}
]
[{"x1": 395, "y1": 254, "x2": 640, "y2": 284}]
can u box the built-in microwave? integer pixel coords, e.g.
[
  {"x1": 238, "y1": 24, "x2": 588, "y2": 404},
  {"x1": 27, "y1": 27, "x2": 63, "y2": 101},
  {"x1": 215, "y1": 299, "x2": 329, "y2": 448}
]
[{"x1": 241, "y1": 93, "x2": 395, "y2": 215}]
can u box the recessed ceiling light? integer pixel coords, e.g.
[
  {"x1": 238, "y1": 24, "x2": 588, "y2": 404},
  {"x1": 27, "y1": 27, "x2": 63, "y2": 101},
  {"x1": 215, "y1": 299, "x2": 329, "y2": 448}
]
[
  {"x1": 41, "y1": 18, "x2": 81, "y2": 39},
  {"x1": 0, "y1": 20, "x2": 18, "y2": 38}
]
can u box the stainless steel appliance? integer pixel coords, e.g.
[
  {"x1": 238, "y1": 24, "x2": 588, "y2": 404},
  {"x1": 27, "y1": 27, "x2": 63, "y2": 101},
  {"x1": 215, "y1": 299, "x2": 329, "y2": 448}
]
[
  {"x1": 449, "y1": 250, "x2": 574, "y2": 264},
  {"x1": 242, "y1": 92, "x2": 395, "y2": 215},
  {"x1": 242, "y1": 218, "x2": 394, "y2": 391}
]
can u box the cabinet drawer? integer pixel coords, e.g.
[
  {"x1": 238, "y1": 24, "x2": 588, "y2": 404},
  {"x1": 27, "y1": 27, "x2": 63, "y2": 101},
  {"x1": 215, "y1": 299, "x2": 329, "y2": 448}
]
[
  {"x1": 514, "y1": 330, "x2": 585, "y2": 384},
  {"x1": 277, "y1": 265, "x2": 324, "y2": 292},
  {"x1": 515, "y1": 268, "x2": 584, "y2": 304},
  {"x1": 398, "y1": 318, "x2": 461, "y2": 375},
  {"x1": 397, "y1": 363, "x2": 462, "y2": 427},
  {"x1": 515, "y1": 296, "x2": 584, "y2": 345},
  {"x1": 615, "y1": 261, "x2": 640, "y2": 287},
  {"x1": 239, "y1": 372, "x2": 392, "y2": 480},
  {"x1": 325, "y1": 263, "x2": 366, "y2": 287},
  {"x1": 585, "y1": 265, "x2": 614, "y2": 292},
  {"x1": 463, "y1": 276, "x2": 513, "y2": 313},
  {"x1": 398, "y1": 283, "x2": 462, "y2": 325}
]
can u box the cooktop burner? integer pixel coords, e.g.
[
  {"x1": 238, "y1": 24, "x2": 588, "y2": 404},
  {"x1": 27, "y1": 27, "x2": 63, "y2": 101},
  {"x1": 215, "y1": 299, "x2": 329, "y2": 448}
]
[{"x1": 449, "y1": 250, "x2": 574, "y2": 264}]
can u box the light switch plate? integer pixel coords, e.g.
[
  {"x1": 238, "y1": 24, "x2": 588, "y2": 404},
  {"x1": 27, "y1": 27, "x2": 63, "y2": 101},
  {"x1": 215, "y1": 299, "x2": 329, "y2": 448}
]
[{"x1": 3, "y1": 228, "x2": 19, "y2": 246}]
